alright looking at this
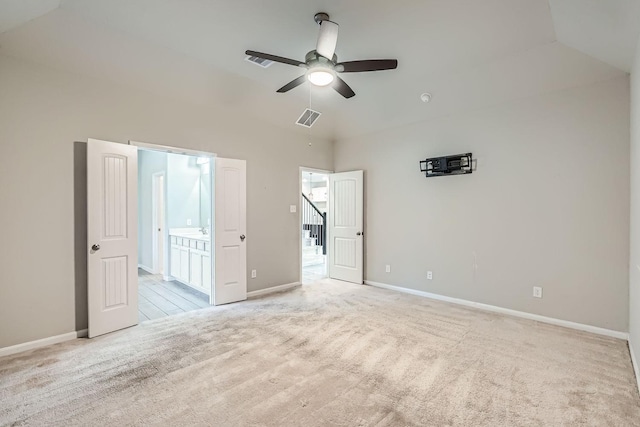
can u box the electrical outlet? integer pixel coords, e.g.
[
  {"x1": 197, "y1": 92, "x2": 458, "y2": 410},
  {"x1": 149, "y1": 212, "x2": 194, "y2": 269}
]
[
  {"x1": 427, "y1": 271, "x2": 433, "y2": 280},
  {"x1": 290, "y1": 205, "x2": 297, "y2": 213},
  {"x1": 186, "y1": 218, "x2": 192, "y2": 226},
  {"x1": 533, "y1": 286, "x2": 543, "y2": 298},
  {"x1": 251, "y1": 269, "x2": 257, "y2": 279},
  {"x1": 385, "y1": 265, "x2": 391, "y2": 273}
]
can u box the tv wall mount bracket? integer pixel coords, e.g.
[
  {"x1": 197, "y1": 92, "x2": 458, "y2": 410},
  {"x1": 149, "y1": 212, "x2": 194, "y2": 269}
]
[{"x1": 420, "y1": 153, "x2": 473, "y2": 178}]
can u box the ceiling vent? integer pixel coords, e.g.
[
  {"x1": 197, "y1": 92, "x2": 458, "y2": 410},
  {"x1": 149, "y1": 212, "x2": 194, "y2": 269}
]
[
  {"x1": 296, "y1": 108, "x2": 321, "y2": 128},
  {"x1": 245, "y1": 55, "x2": 274, "y2": 68}
]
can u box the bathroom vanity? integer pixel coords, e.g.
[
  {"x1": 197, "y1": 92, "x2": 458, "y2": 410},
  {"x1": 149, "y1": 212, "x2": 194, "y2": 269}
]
[{"x1": 169, "y1": 228, "x2": 211, "y2": 296}]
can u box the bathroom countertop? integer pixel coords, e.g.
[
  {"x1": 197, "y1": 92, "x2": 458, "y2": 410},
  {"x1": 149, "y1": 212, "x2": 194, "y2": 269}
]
[
  {"x1": 169, "y1": 228, "x2": 210, "y2": 241},
  {"x1": 171, "y1": 233, "x2": 210, "y2": 241}
]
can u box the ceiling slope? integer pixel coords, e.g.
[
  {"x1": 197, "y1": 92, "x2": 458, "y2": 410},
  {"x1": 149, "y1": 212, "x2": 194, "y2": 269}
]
[
  {"x1": 0, "y1": 0, "x2": 630, "y2": 139},
  {"x1": 0, "y1": 0, "x2": 60, "y2": 34},
  {"x1": 549, "y1": 0, "x2": 640, "y2": 72}
]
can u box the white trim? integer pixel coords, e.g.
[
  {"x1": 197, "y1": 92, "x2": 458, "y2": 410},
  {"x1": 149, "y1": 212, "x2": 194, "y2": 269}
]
[
  {"x1": 207, "y1": 158, "x2": 214, "y2": 304},
  {"x1": 630, "y1": 339, "x2": 640, "y2": 395},
  {"x1": 0, "y1": 329, "x2": 88, "y2": 358},
  {"x1": 364, "y1": 280, "x2": 628, "y2": 340},
  {"x1": 138, "y1": 264, "x2": 154, "y2": 274},
  {"x1": 129, "y1": 140, "x2": 217, "y2": 158},
  {"x1": 300, "y1": 166, "x2": 334, "y2": 175},
  {"x1": 247, "y1": 282, "x2": 301, "y2": 299}
]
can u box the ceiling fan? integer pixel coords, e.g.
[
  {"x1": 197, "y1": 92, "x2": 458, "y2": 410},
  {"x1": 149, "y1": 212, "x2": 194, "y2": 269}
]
[{"x1": 245, "y1": 12, "x2": 398, "y2": 99}]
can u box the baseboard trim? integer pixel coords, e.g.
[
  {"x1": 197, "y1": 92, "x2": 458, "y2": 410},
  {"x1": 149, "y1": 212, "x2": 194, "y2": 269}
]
[
  {"x1": 138, "y1": 265, "x2": 173, "y2": 283},
  {"x1": 629, "y1": 339, "x2": 640, "y2": 395},
  {"x1": 247, "y1": 282, "x2": 301, "y2": 299},
  {"x1": 137, "y1": 264, "x2": 155, "y2": 274},
  {"x1": 364, "y1": 280, "x2": 628, "y2": 340},
  {"x1": 0, "y1": 329, "x2": 88, "y2": 358}
]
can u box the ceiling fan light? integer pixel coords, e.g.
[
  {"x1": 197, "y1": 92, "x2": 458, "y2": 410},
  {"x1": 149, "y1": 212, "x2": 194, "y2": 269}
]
[{"x1": 307, "y1": 68, "x2": 335, "y2": 86}]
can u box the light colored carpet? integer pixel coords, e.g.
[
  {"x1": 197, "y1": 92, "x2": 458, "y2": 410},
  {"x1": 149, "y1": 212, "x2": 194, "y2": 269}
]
[{"x1": 1, "y1": 279, "x2": 639, "y2": 426}]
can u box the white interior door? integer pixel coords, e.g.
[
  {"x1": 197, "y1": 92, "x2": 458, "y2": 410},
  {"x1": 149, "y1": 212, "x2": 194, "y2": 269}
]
[
  {"x1": 87, "y1": 138, "x2": 138, "y2": 338},
  {"x1": 329, "y1": 170, "x2": 364, "y2": 284},
  {"x1": 214, "y1": 158, "x2": 247, "y2": 305}
]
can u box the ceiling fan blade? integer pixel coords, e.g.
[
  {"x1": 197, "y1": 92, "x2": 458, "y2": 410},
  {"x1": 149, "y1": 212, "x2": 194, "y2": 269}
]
[
  {"x1": 245, "y1": 50, "x2": 306, "y2": 67},
  {"x1": 316, "y1": 20, "x2": 339, "y2": 59},
  {"x1": 277, "y1": 75, "x2": 307, "y2": 93},
  {"x1": 336, "y1": 59, "x2": 398, "y2": 73},
  {"x1": 332, "y1": 76, "x2": 355, "y2": 99}
]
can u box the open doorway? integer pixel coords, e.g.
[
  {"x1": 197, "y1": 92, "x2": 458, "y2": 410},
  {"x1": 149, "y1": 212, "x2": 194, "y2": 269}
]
[
  {"x1": 137, "y1": 149, "x2": 213, "y2": 322},
  {"x1": 300, "y1": 168, "x2": 330, "y2": 284},
  {"x1": 87, "y1": 138, "x2": 247, "y2": 338}
]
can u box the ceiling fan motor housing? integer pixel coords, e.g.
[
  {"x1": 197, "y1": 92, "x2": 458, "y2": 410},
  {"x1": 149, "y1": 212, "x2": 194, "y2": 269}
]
[{"x1": 305, "y1": 50, "x2": 337, "y2": 66}]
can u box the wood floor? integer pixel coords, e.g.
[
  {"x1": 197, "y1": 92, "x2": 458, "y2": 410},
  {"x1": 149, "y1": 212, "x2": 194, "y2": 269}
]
[{"x1": 138, "y1": 269, "x2": 209, "y2": 322}]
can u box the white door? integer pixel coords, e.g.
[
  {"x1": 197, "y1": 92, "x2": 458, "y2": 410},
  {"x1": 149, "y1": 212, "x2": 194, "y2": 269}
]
[
  {"x1": 214, "y1": 158, "x2": 247, "y2": 305},
  {"x1": 87, "y1": 139, "x2": 138, "y2": 338},
  {"x1": 329, "y1": 170, "x2": 364, "y2": 284}
]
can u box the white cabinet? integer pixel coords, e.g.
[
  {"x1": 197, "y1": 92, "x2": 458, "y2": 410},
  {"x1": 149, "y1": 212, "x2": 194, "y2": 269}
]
[
  {"x1": 190, "y1": 250, "x2": 202, "y2": 287},
  {"x1": 170, "y1": 234, "x2": 212, "y2": 295},
  {"x1": 188, "y1": 249, "x2": 211, "y2": 294},
  {"x1": 170, "y1": 246, "x2": 181, "y2": 280},
  {"x1": 202, "y1": 254, "x2": 211, "y2": 289},
  {"x1": 179, "y1": 247, "x2": 190, "y2": 281}
]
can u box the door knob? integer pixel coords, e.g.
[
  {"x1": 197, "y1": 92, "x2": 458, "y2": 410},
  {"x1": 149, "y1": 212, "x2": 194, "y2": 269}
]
[
  {"x1": 240, "y1": 235, "x2": 246, "y2": 242},
  {"x1": 91, "y1": 244, "x2": 100, "y2": 251},
  {"x1": 356, "y1": 232, "x2": 363, "y2": 236}
]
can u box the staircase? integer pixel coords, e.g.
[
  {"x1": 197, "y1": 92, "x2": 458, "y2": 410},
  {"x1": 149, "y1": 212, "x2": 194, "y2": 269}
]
[
  {"x1": 301, "y1": 193, "x2": 326, "y2": 267},
  {"x1": 302, "y1": 230, "x2": 325, "y2": 266}
]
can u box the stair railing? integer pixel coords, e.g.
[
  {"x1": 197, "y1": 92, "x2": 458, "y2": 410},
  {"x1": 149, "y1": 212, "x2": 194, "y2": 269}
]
[{"x1": 301, "y1": 193, "x2": 327, "y2": 255}]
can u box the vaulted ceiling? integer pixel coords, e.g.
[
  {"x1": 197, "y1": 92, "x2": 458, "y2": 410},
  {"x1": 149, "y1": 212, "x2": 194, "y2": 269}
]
[{"x1": 0, "y1": 0, "x2": 638, "y2": 140}]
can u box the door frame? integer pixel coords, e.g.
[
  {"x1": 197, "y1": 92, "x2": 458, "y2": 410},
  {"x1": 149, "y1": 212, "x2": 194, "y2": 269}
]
[
  {"x1": 151, "y1": 171, "x2": 166, "y2": 276},
  {"x1": 130, "y1": 140, "x2": 216, "y2": 301},
  {"x1": 299, "y1": 166, "x2": 333, "y2": 284}
]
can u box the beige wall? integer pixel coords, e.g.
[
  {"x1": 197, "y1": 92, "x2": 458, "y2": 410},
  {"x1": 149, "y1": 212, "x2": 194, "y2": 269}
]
[
  {"x1": 334, "y1": 77, "x2": 630, "y2": 332},
  {"x1": 0, "y1": 48, "x2": 632, "y2": 349},
  {"x1": 630, "y1": 34, "x2": 640, "y2": 364},
  {"x1": 0, "y1": 54, "x2": 333, "y2": 348}
]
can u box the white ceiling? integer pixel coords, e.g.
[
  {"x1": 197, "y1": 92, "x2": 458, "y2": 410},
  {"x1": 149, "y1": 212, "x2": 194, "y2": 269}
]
[{"x1": 0, "y1": 0, "x2": 635, "y2": 140}]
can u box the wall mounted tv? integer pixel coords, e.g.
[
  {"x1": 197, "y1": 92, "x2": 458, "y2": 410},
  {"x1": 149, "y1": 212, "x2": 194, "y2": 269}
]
[{"x1": 419, "y1": 153, "x2": 472, "y2": 178}]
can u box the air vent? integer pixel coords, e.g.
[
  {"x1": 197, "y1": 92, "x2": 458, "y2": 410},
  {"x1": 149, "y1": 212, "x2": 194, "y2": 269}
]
[
  {"x1": 296, "y1": 108, "x2": 321, "y2": 128},
  {"x1": 245, "y1": 55, "x2": 274, "y2": 68}
]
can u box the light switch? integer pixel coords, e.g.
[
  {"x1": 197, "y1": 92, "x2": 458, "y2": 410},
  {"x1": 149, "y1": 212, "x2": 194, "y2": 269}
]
[{"x1": 290, "y1": 205, "x2": 297, "y2": 213}]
